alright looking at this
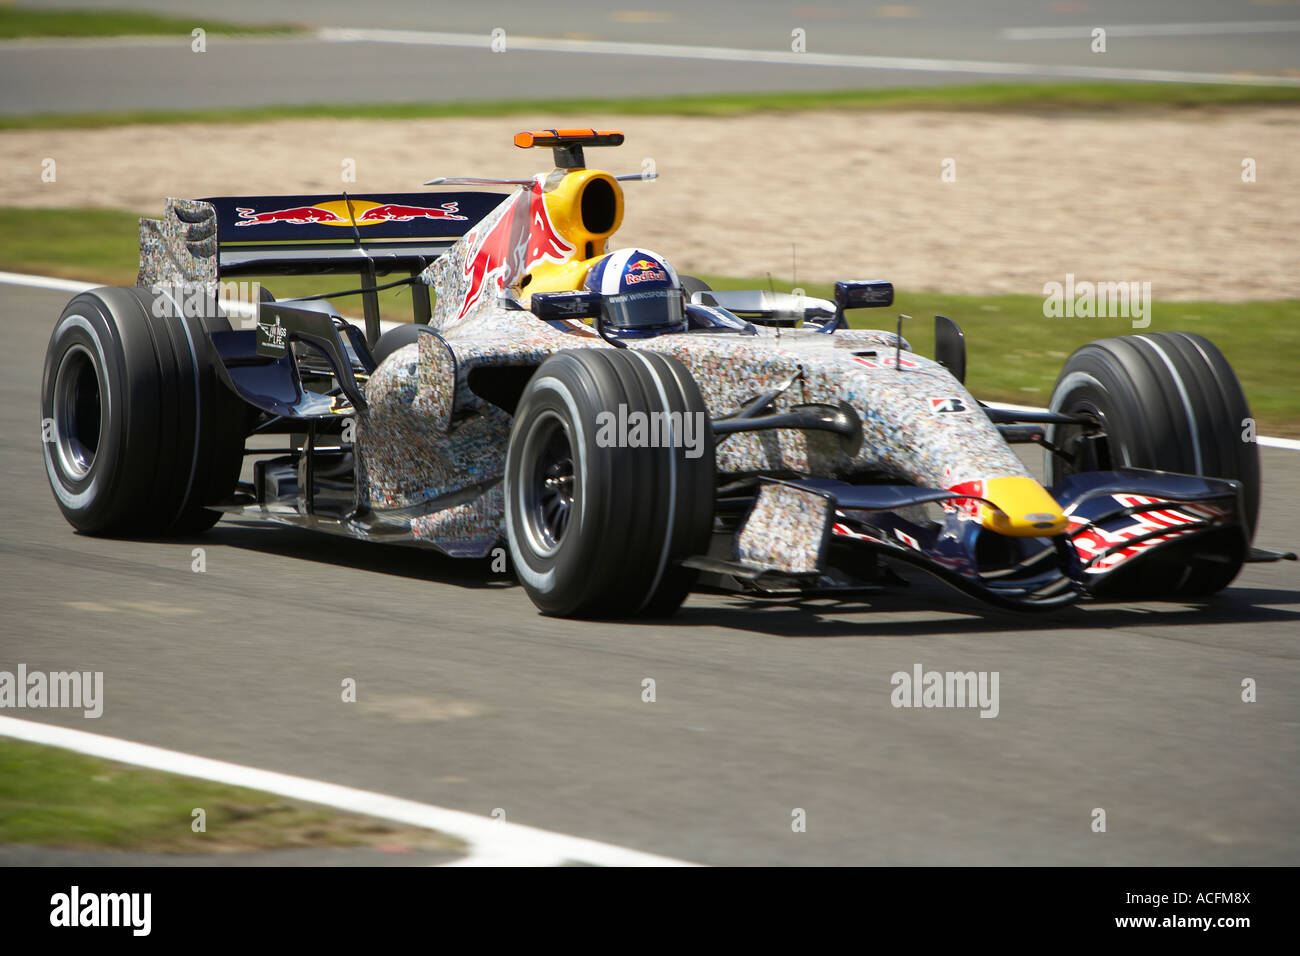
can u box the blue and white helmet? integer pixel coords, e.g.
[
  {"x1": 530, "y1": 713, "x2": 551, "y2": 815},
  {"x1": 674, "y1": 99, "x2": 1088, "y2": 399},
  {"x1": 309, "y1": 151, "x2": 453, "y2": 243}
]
[{"x1": 584, "y1": 248, "x2": 686, "y2": 335}]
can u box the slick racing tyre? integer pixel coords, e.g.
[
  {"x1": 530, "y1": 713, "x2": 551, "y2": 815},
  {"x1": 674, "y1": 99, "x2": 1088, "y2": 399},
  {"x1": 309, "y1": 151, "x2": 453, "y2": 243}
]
[
  {"x1": 1046, "y1": 331, "x2": 1259, "y2": 597},
  {"x1": 505, "y1": 349, "x2": 715, "y2": 618},
  {"x1": 41, "y1": 286, "x2": 247, "y2": 536}
]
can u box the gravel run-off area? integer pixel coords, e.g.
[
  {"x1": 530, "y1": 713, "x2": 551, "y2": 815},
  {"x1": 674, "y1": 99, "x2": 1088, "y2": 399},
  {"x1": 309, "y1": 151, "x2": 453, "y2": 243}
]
[{"x1": 2, "y1": 107, "x2": 1297, "y2": 300}]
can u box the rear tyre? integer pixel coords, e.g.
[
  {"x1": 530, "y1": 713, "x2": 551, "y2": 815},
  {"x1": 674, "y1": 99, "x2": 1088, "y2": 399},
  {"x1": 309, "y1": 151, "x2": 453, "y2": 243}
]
[
  {"x1": 1046, "y1": 331, "x2": 1258, "y2": 597},
  {"x1": 505, "y1": 349, "x2": 715, "y2": 618},
  {"x1": 41, "y1": 286, "x2": 246, "y2": 536}
]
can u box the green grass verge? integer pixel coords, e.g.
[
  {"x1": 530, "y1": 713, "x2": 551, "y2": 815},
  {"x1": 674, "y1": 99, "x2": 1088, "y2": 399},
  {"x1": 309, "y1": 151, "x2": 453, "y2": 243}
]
[
  {"x1": 725, "y1": 283, "x2": 1292, "y2": 437},
  {"x1": 701, "y1": 274, "x2": 1299, "y2": 435},
  {"x1": 0, "y1": 738, "x2": 463, "y2": 854},
  {"x1": 3, "y1": 81, "x2": 1299, "y2": 130},
  {"x1": 0, "y1": 206, "x2": 441, "y2": 323},
  {"x1": 2, "y1": 207, "x2": 1294, "y2": 435},
  {"x1": 0, "y1": 4, "x2": 299, "y2": 40},
  {"x1": 0, "y1": 207, "x2": 146, "y2": 284}
]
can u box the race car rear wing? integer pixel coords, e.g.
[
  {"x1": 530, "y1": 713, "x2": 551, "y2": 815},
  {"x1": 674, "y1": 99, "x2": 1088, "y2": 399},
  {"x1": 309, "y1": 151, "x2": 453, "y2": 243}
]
[
  {"x1": 137, "y1": 190, "x2": 506, "y2": 342},
  {"x1": 201, "y1": 191, "x2": 505, "y2": 276}
]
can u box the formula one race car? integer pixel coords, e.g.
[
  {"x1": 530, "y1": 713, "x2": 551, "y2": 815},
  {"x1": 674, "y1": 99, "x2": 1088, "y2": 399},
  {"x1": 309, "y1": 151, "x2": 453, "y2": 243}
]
[{"x1": 40, "y1": 128, "x2": 1293, "y2": 617}]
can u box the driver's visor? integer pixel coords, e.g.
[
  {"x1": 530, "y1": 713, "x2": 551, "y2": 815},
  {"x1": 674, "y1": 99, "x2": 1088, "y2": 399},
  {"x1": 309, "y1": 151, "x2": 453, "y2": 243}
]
[{"x1": 601, "y1": 289, "x2": 684, "y2": 329}]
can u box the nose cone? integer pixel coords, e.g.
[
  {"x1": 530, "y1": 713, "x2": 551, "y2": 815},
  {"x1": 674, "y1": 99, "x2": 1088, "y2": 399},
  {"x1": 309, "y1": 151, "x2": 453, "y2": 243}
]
[{"x1": 978, "y1": 477, "x2": 1069, "y2": 537}]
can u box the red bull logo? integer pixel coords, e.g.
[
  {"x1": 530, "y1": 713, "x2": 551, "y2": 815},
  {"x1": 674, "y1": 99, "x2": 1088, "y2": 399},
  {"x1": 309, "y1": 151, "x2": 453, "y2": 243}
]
[
  {"x1": 455, "y1": 178, "x2": 575, "y2": 320},
  {"x1": 524, "y1": 183, "x2": 575, "y2": 268},
  {"x1": 624, "y1": 268, "x2": 668, "y2": 285},
  {"x1": 235, "y1": 205, "x2": 343, "y2": 226},
  {"x1": 629, "y1": 258, "x2": 658, "y2": 271},
  {"x1": 234, "y1": 199, "x2": 467, "y2": 227},
  {"x1": 360, "y1": 202, "x2": 467, "y2": 223}
]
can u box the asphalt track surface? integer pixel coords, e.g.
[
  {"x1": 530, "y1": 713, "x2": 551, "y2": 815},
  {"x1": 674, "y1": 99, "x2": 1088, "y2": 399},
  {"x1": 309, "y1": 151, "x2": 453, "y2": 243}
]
[
  {"x1": 2, "y1": 281, "x2": 1297, "y2": 865},
  {"x1": 3, "y1": 1, "x2": 1299, "y2": 114}
]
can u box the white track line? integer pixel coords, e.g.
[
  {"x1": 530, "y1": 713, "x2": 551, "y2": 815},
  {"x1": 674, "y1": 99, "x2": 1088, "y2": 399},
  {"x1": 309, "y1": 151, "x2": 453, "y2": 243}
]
[
  {"x1": 0, "y1": 716, "x2": 693, "y2": 866},
  {"x1": 6, "y1": 272, "x2": 1293, "y2": 448},
  {"x1": 4, "y1": 27, "x2": 1297, "y2": 86},
  {"x1": 0, "y1": 34, "x2": 327, "y2": 51},
  {"x1": 0, "y1": 270, "x2": 401, "y2": 333},
  {"x1": 316, "y1": 27, "x2": 1300, "y2": 87},
  {"x1": 0, "y1": 270, "x2": 95, "y2": 294},
  {"x1": 1004, "y1": 21, "x2": 1300, "y2": 41}
]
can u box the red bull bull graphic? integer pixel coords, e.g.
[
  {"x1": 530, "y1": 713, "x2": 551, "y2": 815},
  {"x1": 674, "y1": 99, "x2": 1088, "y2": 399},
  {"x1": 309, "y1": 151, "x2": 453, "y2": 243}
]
[
  {"x1": 358, "y1": 202, "x2": 467, "y2": 223},
  {"x1": 235, "y1": 205, "x2": 344, "y2": 226},
  {"x1": 235, "y1": 199, "x2": 467, "y2": 228},
  {"x1": 454, "y1": 178, "x2": 575, "y2": 321},
  {"x1": 524, "y1": 182, "x2": 575, "y2": 270}
]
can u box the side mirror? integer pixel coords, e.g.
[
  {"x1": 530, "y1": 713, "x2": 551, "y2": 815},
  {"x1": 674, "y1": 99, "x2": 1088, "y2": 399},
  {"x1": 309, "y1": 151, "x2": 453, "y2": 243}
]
[
  {"x1": 530, "y1": 290, "x2": 602, "y2": 320},
  {"x1": 815, "y1": 280, "x2": 895, "y2": 333},
  {"x1": 833, "y1": 280, "x2": 894, "y2": 310}
]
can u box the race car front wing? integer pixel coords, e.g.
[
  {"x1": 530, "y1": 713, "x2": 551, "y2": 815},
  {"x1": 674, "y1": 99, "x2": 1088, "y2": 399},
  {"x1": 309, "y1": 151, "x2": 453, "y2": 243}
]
[{"x1": 698, "y1": 469, "x2": 1288, "y2": 610}]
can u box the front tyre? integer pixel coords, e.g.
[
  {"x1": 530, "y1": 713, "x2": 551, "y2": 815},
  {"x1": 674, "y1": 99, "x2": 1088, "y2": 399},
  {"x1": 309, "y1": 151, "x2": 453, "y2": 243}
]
[
  {"x1": 505, "y1": 349, "x2": 715, "y2": 618},
  {"x1": 1046, "y1": 331, "x2": 1258, "y2": 597}
]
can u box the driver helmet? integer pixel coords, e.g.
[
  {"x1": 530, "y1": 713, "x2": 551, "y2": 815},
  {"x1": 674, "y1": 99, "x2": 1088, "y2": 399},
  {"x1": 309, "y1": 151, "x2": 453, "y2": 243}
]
[{"x1": 583, "y1": 248, "x2": 686, "y2": 336}]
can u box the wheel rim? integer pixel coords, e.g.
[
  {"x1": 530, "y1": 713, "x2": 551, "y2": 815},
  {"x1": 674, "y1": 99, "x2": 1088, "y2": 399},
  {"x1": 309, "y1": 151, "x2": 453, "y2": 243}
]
[
  {"x1": 52, "y1": 344, "x2": 103, "y2": 479},
  {"x1": 1048, "y1": 394, "x2": 1114, "y2": 481},
  {"x1": 519, "y1": 410, "x2": 575, "y2": 557}
]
